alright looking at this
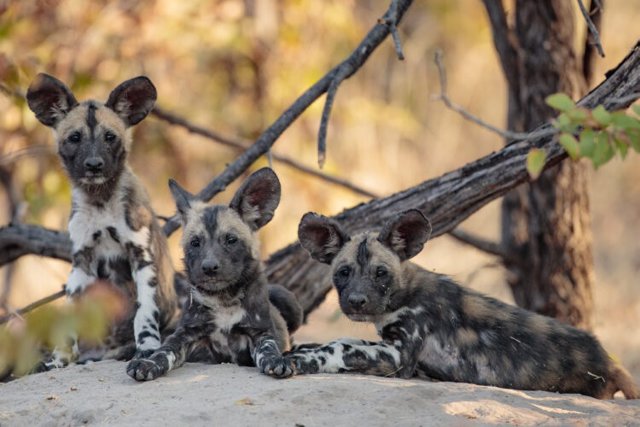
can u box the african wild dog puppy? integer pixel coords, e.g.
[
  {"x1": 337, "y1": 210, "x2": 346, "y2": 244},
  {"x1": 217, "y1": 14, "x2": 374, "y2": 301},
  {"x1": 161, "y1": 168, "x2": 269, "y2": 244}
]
[
  {"x1": 284, "y1": 209, "x2": 639, "y2": 399},
  {"x1": 26, "y1": 74, "x2": 180, "y2": 369},
  {"x1": 126, "y1": 168, "x2": 303, "y2": 381}
]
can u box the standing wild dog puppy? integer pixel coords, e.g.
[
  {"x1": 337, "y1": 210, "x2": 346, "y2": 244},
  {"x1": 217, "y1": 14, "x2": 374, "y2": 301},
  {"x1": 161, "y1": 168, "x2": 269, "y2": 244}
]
[
  {"x1": 127, "y1": 168, "x2": 302, "y2": 381},
  {"x1": 285, "y1": 210, "x2": 639, "y2": 399},
  {"x1": 26, "y1": 74, "x2": 180, "y2": 369}
]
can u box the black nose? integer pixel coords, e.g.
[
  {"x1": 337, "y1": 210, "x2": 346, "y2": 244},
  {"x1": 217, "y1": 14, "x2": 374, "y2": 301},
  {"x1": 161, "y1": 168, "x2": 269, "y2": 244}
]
[
  {"x1": 84, "y1": 157, "x2": 104, "y2": 172},
  {"x1": 201, "y1": 260, "x2": 219, "y2": 276},
  {"x1": 348, "y1": 293, "x2": 368, "y2": 310}
]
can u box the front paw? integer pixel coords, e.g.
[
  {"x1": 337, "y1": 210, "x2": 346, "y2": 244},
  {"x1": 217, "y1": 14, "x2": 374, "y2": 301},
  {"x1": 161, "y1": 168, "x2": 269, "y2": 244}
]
[
  {"x1": 126, "y1": 358, "x2": 163, "y2": 381},
  {"x1": 283, "y1": 353, "x2": 318, "y2": 375},
  {"x1": 260, "y1": 356, "x2": 294, "y2": 379}
]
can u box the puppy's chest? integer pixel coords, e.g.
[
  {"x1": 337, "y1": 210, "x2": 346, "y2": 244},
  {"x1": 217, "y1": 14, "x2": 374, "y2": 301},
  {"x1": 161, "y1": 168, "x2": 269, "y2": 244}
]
[
  {"x1": 205, "y1": 303, "x2": 252, "y2": 356},
  {"x1": 69, "y1": 200, "x2": 147, "y2": 281}
]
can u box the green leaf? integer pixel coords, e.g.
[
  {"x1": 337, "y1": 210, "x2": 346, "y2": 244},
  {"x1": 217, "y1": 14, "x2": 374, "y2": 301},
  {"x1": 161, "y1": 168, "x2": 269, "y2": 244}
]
[
  {"x1": 567, "y1": 108, "x2": 588, "y2": 123},
  {"x1": 546, "y1": 93, "x2": 575, "y2": 112},
  {"x1": 614, "y1": 136, "x2": 629, "y2": 159},
  {"x1": 628, "y1": 129, "x2": 640, "y2": 153},
  {"x1": 610, "y1": 112, "x2": 640, "y2": 131},
  {"x1": 592, "y1": 105, "x2": 611, "y2": 127},
  {"x1": 559, "y1": 133, "x2": 580, "y2": 159},
  {"x1": 554, "y1": 113, "x2": 578, "y2": 133},
  {"x1": 592, "y1": 133, "x2": 614, "y2": 169},
  {"x1": 579, "y1": 129, "x2": 596, "y2": 158},
  {"x1": 526, "y1": 149, "x2": 546, "y2": 180}
]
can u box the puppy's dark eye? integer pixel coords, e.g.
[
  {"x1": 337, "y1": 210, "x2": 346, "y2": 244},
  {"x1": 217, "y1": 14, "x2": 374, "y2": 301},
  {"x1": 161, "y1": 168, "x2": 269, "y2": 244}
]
[
  {"x1": 190, "y1": 237, "x2": 201, "y2": 248},
  {"x1": 338, "y1": 266, "x2": 351, "y2": 277},
  {"x1": 68, "y1": 132, "x2": 82, "y2": 143},
  {"x1": 376, "y1": 266, "x2": 388, "y2": 278},
  {"x1": 226, "y1": 234, "x2": 238, "y2": 245},
  {"x1": 104, "y1": 131, "x2": 116, "y2": 142}
]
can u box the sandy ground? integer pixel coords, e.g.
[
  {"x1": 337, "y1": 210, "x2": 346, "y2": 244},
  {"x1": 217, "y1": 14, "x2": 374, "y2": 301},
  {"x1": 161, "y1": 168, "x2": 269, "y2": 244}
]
[{"x1": 0, "y1": 361, "x2": 638, "y2": 427}]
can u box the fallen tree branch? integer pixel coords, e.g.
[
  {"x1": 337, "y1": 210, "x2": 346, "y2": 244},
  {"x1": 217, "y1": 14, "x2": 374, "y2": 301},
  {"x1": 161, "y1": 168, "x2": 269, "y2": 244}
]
[
  {"x1": 0, "y1": 223, "x2": 72, "y2": 265},
  {"x1": 162, "y1": 0, "x2": 414, "y2": 236},
  {"x1": 266, "y1": 42, "x2": 640, "y2": 315}
]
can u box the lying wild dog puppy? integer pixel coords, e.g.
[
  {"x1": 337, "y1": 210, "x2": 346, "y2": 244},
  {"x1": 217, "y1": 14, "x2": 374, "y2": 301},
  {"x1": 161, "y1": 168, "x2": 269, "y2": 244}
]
[
  {"x1": 285, "y1": 209, "x2": 639, "y2": 399},
  {"x1": 26, "y1": 74, "x2": 180, "y2": 370},
  {"x1": 127, "y1": 168, "x2": 302, "y2": 381}
]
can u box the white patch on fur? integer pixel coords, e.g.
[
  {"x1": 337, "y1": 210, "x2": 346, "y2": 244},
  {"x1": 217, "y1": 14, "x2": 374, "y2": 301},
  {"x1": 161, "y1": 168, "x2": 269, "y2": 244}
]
[
  {"x1": 166, "y1": 352, "x2": 177, "y2": 370},
  {"x1": 419, "y1": 335, "x2": 460, "y2": 371},
  {"x1": 134, "y1": 265, "x2": 160, "y2": 350},
  {"x1": 66, "y1": 267, "x2": 94, "y2": 294},
  {"x1": 214, "y1": 304, "x2": 247, "y2": 332}
]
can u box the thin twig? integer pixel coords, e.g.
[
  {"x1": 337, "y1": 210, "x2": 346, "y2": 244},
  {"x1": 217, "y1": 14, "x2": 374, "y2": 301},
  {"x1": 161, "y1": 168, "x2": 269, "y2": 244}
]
[
  {"x1": 151, "y1": 107, "x2": 377, "y2": 198},
  {"x1": 0, "y1": 289, "x2": 66, "y2": 325},
  {"x1": 577, "y1": 0, "x2": 605, "y2": 58},
  {"x1": 582, "y1": 0, "x2": 604, "y2": 86},
  {"x1": 433, "y1": 50, "x2": 554, "y2": 142},
  {"x1": 318, "y1": 66, "x2": 351, "y2": 169},
  {"x1": 449, "y1": 229, "x2": 508, "y2": 259},
  {"x1": 382, "y1": 0, "x2": 405, "y2": 60},
  {"x1": 0, "y1": 145, "x2": 56, "y2": 166}
]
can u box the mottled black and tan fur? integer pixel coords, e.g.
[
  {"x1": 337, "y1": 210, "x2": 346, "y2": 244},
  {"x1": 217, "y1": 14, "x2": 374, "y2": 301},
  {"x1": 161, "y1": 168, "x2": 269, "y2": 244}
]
[
  {"x1": 26, "y1": 74, "x2": 180, "y2": 370},
  {"x1": 285, "y1": 209, "x2": 639, "y2": 399},
  {"x1": 127, "y1": 168, "x2": 302, "y2": 381}
]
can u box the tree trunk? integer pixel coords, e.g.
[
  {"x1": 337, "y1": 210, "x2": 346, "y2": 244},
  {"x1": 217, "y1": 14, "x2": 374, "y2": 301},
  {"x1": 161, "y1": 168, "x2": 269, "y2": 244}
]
[{"x1": 501, "y1": 0, "x2": 594, "y2": 329}]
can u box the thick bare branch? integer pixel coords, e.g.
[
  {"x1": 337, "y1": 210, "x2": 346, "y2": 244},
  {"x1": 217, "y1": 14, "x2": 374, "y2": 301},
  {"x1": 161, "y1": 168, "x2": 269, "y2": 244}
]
[
  {"x1": 0, "y1": 224, "x2": 72, "y2": 265},
  {"x1": 162, "y1": 0, "x2": 414, "y2": 236},
  {"x1": 267, "y1": 42, "x2": 640, "y2": 315}
]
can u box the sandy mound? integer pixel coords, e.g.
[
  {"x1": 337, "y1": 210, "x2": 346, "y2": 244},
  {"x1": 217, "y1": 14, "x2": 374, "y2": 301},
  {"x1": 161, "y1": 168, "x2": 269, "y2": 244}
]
[{"x1": 0, "y1": 360, "x2": 638, "y2": 426}]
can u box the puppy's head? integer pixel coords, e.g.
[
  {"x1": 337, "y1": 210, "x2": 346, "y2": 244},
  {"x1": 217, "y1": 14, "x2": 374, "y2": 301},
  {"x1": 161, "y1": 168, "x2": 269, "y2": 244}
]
[
  {"x1": 298, "y1": 210, "x2": 431, "y2": 321},
  {"x1": 169, "y1": 168, "x2": 281, "y2": 294},
  {"x1": 26, "y1": 73, "x2": 156, "y2": 189}
]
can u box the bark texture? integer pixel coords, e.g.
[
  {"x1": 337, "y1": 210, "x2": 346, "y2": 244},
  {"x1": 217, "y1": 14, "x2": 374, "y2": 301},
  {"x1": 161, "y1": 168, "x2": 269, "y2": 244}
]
[{"x1": 499, "y1": 0, "x2": 595, "y2": 329}]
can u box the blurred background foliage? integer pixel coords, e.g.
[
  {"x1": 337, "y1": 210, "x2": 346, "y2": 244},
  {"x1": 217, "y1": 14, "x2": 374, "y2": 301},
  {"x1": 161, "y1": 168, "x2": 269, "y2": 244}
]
[{"x1": 0, "y1": 0, "x2": 639, "y2": 377}]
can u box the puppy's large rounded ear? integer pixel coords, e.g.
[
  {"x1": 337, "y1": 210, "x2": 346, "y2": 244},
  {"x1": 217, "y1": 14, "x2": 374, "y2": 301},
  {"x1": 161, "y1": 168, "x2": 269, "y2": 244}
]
[
  {"x1": 105, "y1": 76, "x2": 157, "y2": 127},
  {"x1": 229, "y1": 168, "x2": 281, "y2": 231},
  {"x1": 168, "y1": 178, "x2": 195, "y2": 219},
  {"x1": 377, "y1": 209, "x2": 431, "y2": 261},
  {"x1": 26, "y1": 73, "x2": 78, "y2": 127},
  {"x1": 298, "y1": 212, "x2": 350, "y2": 264}
]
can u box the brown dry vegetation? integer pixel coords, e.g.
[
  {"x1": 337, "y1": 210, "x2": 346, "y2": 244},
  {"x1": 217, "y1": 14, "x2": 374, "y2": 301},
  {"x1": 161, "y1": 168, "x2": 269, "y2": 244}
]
[{"x1": 1, "y1": 0, "x2": 639, "y2": 379}]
